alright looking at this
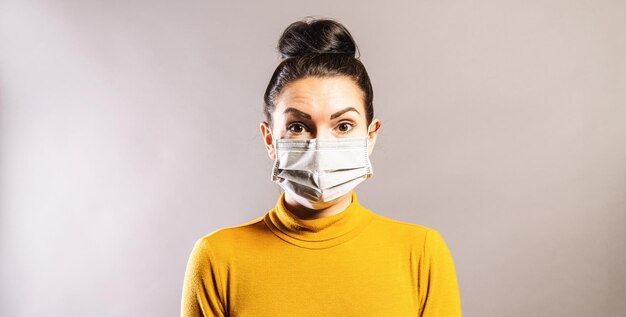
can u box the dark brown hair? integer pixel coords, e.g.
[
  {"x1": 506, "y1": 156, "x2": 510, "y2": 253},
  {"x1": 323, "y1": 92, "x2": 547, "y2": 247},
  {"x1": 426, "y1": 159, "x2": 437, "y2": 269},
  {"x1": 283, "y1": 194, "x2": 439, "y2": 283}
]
[{"x1": 263, "y1": 17, "x2": 374, "y2": 127}]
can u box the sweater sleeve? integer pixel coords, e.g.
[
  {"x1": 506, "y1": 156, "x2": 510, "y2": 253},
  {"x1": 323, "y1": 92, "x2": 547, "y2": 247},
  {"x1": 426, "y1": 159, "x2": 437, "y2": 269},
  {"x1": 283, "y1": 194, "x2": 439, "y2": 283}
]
[
  {"x1": 181, "y1": 237, "x2": 227, "y2": 317},
  {"x1": 418, "y1": 229, "x2": 462, "y2": 317}
]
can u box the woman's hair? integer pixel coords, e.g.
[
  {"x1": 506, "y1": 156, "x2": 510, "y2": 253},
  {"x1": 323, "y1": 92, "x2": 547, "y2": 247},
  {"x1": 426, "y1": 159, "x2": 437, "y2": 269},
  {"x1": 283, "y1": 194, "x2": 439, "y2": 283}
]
[{"x1": 263, "y1": 17, "x2": 374, "y2": 127}]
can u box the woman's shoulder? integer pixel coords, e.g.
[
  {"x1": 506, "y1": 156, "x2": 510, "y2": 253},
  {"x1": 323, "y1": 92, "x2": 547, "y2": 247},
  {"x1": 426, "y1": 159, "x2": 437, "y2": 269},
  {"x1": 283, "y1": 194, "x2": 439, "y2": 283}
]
[
  {"x1": 368, "y1": 213, "x2": 454, "y2": 258},
  {"x1": 369, "y1": 212, "x2": 451, "y2": 245},
  {"x1": 193, "y1": 215, "x2": 268, "y2": 249},
  {"x1": 370, "y1": 212, "x2": 432, "y2": 233}
]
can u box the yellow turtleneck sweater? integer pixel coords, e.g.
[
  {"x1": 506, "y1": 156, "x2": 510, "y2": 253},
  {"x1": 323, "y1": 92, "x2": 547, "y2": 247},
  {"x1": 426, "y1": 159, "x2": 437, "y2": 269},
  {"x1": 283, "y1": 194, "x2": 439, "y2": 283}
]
[{"x1": 181, "y1": 192, "x2": 462, "y2": 316}]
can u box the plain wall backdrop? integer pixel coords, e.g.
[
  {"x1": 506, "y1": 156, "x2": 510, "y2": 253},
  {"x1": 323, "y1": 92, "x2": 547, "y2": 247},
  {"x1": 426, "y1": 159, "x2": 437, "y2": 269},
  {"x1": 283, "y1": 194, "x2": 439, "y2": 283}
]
[{"x1": 1, "y1": 0, "x2": 625, "y2": 316}]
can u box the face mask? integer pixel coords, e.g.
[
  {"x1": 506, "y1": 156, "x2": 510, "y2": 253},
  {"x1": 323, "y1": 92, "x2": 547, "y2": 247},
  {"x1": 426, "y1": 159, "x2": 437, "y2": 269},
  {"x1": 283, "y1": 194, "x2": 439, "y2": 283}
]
[{"x1": 271, "y1": 135, "x2": 373, "y2": 209}]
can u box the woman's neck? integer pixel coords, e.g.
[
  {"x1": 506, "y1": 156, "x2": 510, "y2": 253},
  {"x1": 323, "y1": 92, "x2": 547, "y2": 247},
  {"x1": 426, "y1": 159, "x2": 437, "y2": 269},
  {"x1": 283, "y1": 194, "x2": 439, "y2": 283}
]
[{"x1": 283, "y1": 192, "x2": 353, "y2": 220}]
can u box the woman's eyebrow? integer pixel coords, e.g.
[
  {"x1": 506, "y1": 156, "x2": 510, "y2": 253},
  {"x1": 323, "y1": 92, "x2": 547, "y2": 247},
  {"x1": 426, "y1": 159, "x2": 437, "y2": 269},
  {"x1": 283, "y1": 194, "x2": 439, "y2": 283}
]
[
  {"x1": 330, "y1": 107, "x2": 360, "y2": 119},
  {"x1": 283, "y1": 107, "x2": 311, "y2": 119}
]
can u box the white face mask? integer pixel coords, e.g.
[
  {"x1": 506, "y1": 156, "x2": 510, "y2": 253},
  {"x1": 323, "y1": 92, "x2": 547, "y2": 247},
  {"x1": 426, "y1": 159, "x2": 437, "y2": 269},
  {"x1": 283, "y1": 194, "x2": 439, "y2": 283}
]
[{"x1": 271, "y1": 135, "x2": 373, "y2": 209}]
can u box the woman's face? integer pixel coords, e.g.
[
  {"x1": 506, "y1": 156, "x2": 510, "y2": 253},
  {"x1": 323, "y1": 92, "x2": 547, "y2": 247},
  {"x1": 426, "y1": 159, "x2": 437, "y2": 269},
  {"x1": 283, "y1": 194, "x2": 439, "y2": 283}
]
[{"x1": 260, "y1": 76, "x2": 380, "y2": 160}]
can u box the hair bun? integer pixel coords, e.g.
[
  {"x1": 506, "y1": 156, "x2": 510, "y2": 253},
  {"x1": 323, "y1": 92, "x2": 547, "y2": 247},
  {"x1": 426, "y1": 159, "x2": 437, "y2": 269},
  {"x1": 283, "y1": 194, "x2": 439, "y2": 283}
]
[{"x1": 277, "y1": 17, "x2": 359, "y2": 59}]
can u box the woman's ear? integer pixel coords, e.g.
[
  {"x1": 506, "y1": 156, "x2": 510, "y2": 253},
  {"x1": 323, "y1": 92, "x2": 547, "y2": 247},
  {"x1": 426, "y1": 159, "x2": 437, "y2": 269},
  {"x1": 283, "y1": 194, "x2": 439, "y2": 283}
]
[
  {"x1": 366, "y1": 118, "x2": 381, "y2": 156},
  {"x1": 260, "y1": 121, "x2": 276, "y2": 160}
]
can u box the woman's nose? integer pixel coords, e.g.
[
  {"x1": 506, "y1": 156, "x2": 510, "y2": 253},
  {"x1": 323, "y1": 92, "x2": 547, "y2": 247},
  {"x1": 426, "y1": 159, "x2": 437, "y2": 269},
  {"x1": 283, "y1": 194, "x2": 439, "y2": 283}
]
[{"x1": 311, "y1": 127, "x2": 333, "y2": 139}]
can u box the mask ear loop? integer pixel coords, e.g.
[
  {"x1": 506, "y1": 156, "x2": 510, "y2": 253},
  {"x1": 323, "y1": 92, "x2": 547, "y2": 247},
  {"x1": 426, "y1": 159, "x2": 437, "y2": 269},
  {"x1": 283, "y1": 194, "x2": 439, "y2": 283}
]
[
  {"x1": 364, "y1": 125, "x2": 374, "y2": 178},
  {"x1": 270, "y1": 135, "x2": 281, "y2": 182}
]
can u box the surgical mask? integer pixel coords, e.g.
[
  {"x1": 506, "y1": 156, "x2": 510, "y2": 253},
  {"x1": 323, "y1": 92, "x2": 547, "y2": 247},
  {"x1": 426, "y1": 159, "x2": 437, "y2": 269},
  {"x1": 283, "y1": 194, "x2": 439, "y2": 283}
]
[{"x1": 271, "y1": 135, "x2": 373, "y2": 209}]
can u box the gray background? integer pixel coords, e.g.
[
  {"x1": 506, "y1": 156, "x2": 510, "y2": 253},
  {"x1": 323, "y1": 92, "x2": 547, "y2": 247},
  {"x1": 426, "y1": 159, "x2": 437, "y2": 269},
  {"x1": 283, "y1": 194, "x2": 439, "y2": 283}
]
[{"x1": 1, "y1": 0, "x2": 625, "y2": 316}]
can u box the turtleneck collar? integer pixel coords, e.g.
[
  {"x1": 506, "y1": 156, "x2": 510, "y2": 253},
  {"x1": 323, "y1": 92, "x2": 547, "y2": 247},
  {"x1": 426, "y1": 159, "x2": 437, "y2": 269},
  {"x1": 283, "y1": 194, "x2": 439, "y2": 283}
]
[{"x1": 263, "y1": 191, "x2": 375, "y2": 249}]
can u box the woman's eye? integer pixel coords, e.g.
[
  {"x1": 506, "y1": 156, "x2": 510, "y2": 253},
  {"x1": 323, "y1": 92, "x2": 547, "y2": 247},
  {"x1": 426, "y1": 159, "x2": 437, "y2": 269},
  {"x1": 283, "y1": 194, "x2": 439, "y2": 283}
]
[
  {"x1": 337, "y1": 122, "x2": 354, "y2": 133},
  {"x1": 287, "y1": 123, "x2": 307, "y2": 134}
]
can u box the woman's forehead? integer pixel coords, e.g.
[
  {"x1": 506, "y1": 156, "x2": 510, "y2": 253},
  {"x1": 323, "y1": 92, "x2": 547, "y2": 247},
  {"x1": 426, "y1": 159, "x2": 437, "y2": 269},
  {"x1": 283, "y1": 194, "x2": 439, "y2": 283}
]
[{"x1": 274, "y1": 76, "x2": 366, "y2": 119}]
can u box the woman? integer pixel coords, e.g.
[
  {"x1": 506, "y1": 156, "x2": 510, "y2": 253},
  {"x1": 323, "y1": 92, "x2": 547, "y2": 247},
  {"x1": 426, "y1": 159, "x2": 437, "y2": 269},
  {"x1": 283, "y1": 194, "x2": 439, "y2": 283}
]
[{"x1": 181, "y1": 17, "x2": 462, "y2": 316}]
